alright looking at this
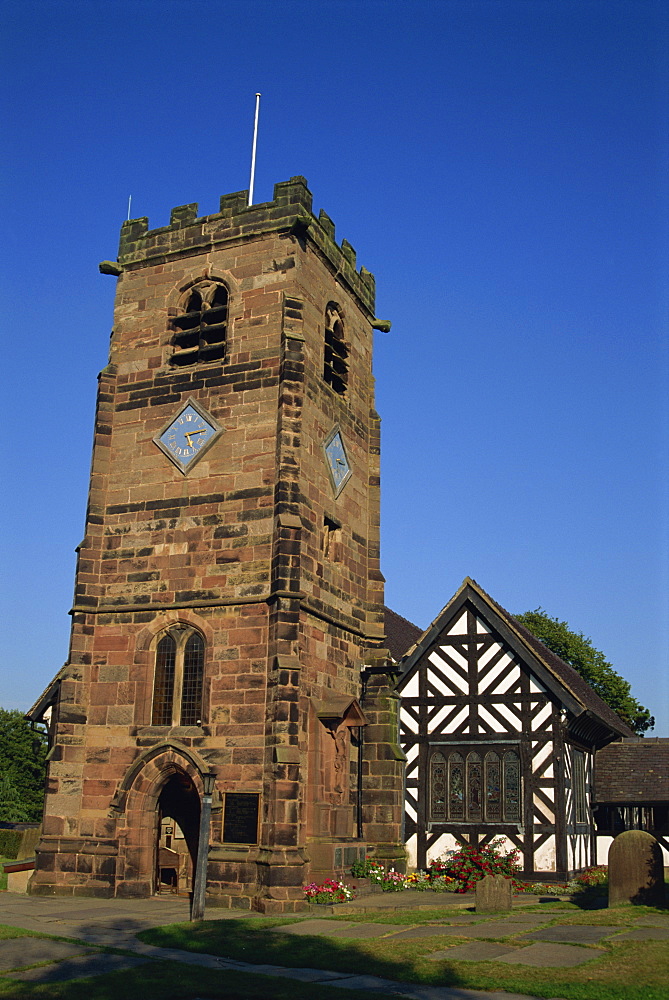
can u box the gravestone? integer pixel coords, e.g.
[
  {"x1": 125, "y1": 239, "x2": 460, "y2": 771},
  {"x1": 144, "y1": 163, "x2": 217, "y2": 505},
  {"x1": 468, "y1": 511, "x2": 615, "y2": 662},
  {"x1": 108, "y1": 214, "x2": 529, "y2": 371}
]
[
  {"x1": 608, "y1": 829, "x2": 665, "y2": 907},
  {"x1": 475, "y1": 874, "x2": 513, "y2": 912}
]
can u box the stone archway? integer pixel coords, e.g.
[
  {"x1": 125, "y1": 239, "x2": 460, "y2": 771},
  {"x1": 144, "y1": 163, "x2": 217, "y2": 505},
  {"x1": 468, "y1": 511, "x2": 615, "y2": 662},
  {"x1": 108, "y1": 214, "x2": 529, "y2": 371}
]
[{"x1": 114, "y1": 743, "x2": 209, "y2": 898}]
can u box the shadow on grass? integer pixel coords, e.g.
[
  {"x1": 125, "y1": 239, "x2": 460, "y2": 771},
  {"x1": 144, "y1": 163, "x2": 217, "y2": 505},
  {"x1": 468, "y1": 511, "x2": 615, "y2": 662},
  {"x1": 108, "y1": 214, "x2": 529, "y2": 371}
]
[{"x1": 140, "y1": 918, "x2": 470, "y2": 989}]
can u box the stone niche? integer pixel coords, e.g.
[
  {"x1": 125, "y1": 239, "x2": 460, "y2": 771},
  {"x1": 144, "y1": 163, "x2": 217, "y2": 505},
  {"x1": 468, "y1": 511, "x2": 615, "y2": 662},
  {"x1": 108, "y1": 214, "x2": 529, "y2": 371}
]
[{"x1": 306, "y1": 696, "x2": 367, "y2": 883}]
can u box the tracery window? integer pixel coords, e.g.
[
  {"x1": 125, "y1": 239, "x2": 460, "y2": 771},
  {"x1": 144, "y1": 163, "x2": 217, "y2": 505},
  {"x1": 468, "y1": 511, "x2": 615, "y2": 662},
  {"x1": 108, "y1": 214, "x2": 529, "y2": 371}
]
[
  {"x1": 323, "y1": 303, "x2": 348, "y2": 395},
  {"x1": 151, "y1": 628, "x2": 205, "y2": 726},
  {"x1": 170, "y1": 281, "x2": 228, "y2": 366},
  {"x1": 429, "y1": 747, "x2": 522, "y2": 823}
]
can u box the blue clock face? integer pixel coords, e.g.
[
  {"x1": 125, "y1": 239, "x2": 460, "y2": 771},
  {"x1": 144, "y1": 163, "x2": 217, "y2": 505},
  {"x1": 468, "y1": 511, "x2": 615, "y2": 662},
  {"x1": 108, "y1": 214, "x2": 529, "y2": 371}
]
[
  {"x1": 324, "y1": 429, "x2": 351, "y2": 496},
  {"x1": 155, "y1": 401, "x2": 221, "y2": 473}
]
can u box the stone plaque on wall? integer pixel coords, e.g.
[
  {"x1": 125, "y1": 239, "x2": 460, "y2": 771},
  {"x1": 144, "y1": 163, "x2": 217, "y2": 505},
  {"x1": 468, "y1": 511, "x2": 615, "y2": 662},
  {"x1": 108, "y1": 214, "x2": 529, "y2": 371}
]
[{"x1": 223, "y1": 793, "x2": 259, "y2": 845}]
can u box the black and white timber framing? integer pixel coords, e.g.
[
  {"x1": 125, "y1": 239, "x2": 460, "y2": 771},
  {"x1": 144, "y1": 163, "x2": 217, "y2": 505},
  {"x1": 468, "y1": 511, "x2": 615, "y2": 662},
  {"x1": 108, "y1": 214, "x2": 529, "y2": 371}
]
[{"x1": 393, "y1": 579, "x2": 634, "y2": 880}]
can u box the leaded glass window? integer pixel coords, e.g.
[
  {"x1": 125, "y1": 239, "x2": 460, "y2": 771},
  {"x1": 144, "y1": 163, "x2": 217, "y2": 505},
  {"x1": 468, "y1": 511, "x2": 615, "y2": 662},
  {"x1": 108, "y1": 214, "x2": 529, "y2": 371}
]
[
  {"x1": 448, "y1": 752, "x2": 465, "y2": 820},
  {"x1": 180, "y1": 633, "x2": 204, "y2": 726},
  {"x1": 151, "y1": 628, "x2": 205, "y2": 726},
  {"x1": 503, "y1": 751, "x2": 520, "y2": 822},
  {"x1": 467, "y1": 752, "x2": 482, "y2": 821},
  {"x1": 430, "y1": 752, "x2": 446, "y2": 820},
  {"x1": 427, "y1": 746, "x2": 522, "y2": 824},
  {"x1": 485, "y1": 752, "x2": 501, "y2": 821},
  {"x1": 152, "y1": 634, "x2": 176, "y2": 725}
]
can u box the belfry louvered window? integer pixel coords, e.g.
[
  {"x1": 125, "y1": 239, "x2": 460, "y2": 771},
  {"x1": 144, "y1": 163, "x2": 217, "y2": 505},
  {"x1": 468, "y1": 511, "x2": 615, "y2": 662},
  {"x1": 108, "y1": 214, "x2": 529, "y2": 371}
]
[
  {"x1": 323, "y1": 303, "x2": 348, "y2": 395},
  {"x1": 430, "y1": 747, "x2": 521, "y2": 823},
  {"x1": 151, "y1": 628, "x2": 205, "y2": 726},
  {"x1": 170, "y1": 281, "x2": 228, "y2": 366}
]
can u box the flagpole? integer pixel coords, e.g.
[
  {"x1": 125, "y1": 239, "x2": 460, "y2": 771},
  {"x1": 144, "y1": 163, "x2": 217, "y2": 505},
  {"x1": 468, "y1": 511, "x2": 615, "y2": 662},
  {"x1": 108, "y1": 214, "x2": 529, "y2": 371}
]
[{"x1": 248, "y1": 93, "x2": 261, "y2": 206}]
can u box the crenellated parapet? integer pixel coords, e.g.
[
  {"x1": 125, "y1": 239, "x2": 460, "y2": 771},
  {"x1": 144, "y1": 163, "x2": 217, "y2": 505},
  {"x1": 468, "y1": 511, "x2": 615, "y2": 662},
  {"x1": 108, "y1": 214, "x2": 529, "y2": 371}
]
[{"x1": 116, "y1": 176, "x2": 377, "y2": 315}]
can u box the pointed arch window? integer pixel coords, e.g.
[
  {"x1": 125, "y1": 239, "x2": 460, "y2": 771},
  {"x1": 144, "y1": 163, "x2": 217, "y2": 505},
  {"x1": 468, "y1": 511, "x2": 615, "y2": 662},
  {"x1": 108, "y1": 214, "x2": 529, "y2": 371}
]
[
  {"x1": 429, "y1": 746, "x2": 522, "y2": 823},
  {"x1": 151, "y1": 628, "x2": 205, "y2": 726},
  {"x1": 323, "y1": 303, "x2": 348, "y2": 395},
  {"x1": 170, "y1": 281, "x2": 228, "y2": 366}
]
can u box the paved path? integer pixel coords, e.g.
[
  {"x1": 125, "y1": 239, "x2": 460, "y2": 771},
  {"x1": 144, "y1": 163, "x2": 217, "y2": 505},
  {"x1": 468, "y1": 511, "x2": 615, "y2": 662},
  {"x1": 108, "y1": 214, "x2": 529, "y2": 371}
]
[{"x1": 1, "y1": 892, "x2": 665, "y2": 999}]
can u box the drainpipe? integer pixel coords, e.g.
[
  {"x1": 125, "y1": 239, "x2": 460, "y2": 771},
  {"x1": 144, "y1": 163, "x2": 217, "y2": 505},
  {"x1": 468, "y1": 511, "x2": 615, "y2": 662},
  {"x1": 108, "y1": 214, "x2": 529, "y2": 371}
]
[{"x1": 191, "y1": 772, "x2": 216, "y2": 921}]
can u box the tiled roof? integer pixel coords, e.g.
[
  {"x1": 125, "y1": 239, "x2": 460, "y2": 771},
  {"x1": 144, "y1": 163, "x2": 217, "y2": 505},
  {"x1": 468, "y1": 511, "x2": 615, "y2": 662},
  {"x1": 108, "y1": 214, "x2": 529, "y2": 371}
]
[
  {"x1": 383, "y1": 606, "x2": 423, "y2": 662},
  {"x1": 594, "y1": 738, "x2": 669, "y2": 802}
]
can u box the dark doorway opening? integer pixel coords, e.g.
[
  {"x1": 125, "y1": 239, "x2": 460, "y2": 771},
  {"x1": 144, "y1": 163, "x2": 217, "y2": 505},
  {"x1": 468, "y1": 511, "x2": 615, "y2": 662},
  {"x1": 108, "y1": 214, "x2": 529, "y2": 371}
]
[{"x1": 155, "y1": 772, "x2": 200, "y2": 895}]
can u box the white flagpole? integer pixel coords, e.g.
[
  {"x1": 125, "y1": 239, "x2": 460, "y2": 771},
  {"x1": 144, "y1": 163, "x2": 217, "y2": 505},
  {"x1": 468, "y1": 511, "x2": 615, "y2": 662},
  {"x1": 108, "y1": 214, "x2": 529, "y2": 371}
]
[
  {"x1": 127, "y1": 195, "x2": 132, "y2": 221},
  {"x1": 248, "y1": 93, "x2": 261, "y2": 206}
]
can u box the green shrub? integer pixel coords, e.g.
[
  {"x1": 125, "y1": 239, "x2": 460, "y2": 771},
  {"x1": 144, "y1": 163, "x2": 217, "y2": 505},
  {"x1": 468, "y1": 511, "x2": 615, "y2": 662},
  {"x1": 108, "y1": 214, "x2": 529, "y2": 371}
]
[{"x1": 0, "y1": 830, "x2": 22, "y2": 859}]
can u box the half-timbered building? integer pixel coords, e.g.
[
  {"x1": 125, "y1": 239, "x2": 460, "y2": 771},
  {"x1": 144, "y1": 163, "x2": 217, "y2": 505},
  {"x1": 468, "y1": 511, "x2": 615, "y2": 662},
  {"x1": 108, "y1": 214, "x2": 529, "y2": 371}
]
[{"x1": 393, "y1": 579, "x2": 634, "y2": 880}]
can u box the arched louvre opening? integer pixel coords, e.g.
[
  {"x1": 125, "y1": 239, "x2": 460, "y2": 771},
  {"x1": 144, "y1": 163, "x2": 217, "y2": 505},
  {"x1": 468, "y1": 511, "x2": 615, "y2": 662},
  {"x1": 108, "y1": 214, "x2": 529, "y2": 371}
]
[
  {"x1": 170, "y1": 282, "x2": 228, "y2": 366},
  {"x1": 323, "y1": 303, "x2": 348, "y2": 395}
]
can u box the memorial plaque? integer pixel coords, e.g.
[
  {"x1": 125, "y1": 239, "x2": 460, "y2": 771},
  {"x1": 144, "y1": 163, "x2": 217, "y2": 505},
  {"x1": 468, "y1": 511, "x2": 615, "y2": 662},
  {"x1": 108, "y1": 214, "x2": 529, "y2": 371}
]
[
  {"x1": 344, "y1": 846, "x2": 357, "y2": 867},
  {"x1": 334, "y1": 847, "x2": 343, "y2": 868},
  {"x1": 223, "y1": 793, "x2": 259, "y2": 844}
]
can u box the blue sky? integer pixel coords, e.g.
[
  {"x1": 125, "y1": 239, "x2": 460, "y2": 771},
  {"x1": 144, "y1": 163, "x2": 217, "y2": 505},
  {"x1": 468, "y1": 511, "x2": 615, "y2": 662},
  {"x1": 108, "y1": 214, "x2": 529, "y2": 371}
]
[{"x1": 1, "y1": 0, "x2": 667, "y2": 734}]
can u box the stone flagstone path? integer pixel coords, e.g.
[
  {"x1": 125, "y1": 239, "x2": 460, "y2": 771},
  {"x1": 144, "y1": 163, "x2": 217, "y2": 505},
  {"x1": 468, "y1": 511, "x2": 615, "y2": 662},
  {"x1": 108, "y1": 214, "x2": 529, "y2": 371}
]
[{"x1": 0, "y1": 890, "x2": 667, "y2": 998}]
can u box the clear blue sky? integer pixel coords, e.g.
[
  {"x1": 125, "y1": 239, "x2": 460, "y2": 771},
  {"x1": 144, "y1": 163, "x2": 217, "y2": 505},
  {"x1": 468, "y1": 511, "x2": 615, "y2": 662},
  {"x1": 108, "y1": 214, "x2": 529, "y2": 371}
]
[{"x1": 2, "y1": 0, "x2": 667, "y2": 734}]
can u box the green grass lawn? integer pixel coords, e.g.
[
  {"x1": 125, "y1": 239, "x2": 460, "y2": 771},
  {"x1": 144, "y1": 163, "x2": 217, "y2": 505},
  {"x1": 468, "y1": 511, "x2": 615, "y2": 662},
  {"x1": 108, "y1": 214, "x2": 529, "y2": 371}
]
[
  {"x1": 0, "y1": 858, "x2": 15, "y2": 892},
  {"x1": 138, "y1": 903, "x2": 669, "y2": 1000}
]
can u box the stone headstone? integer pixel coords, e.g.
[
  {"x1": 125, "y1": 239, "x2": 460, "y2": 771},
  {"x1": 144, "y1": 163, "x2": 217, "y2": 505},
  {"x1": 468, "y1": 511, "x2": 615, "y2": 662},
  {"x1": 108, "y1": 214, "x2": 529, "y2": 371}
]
[
  {"x1": 608, "y1": 829, "x2": 665, "y2": 907},
  {"x1": 475, "y1": 874, "x2": 513, "y2": 913}
]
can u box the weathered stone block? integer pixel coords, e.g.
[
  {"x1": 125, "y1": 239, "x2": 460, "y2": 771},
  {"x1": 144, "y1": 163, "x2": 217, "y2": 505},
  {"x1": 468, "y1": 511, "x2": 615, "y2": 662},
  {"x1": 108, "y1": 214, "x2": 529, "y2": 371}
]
[
  {"x1": 475, "y1": 874, "x2": 513, "y2": 913},
  {"x1": 608, "y1": 830, "x2": 665, "y2": 907}
]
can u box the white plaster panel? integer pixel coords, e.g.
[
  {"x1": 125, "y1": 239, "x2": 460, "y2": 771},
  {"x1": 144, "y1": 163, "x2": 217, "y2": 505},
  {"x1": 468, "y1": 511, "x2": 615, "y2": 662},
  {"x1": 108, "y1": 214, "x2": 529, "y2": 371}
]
[
  {"x1": 478, "y1": 703, "x2": 520, "y2": 733},
  {"x1": 476, "y1": 616, "x2": 490, "y2": 634},
  {"x1": 447, "y1": 706, "x2": 470, "y2": 733},
  {"x1": 430, "y1": 704, "x2": 458, "y2": 732},
  {"x1": 534, "y1": 836, "x2": 556, "y2": 872},
  {"x1": 478, "y1": 643, "x2": 506, "y2": 673},
  {"x1": 405, "y1": 744, "x2": 419, "y2": 764},
  {"x1": 596, "y1": 836, "x2": 613, "y2": 865},
  {"x1": 436, "y1": 643, "x2": 468, "y2": 670},
  {"x1": 531, "y1": 741, "x2": 553, "y2": 772},
  {"x1": 426, "y1": 666, "x2": 452, "y2": 697},
  {"x1": 400, "y1": 708, "x2": 418, "y2": 734},
  {"x1": 406, "y1": 801, "x2": 417, "y2": 822},
  {"x1": 426, "y1": 833, "x2": 459, "y2": 865},
  {"x1": 531, "y1": 702, "x2": 553, "y2": 731},
  {"x1": 448, "y1": 611, "x2": 468, "y2": 635},
  {"x1": 401, "y1": 673, "x2": 419, "y2": 698},
  {"x1": 496, "y1": 664, "x2": 522, "y2": 694},
  {"x1": 429, "y1": 649, "x2": 467, "y2": 690},
  {"x1": 405, "y1": 833, "x2": 418, "y2": 869},
  {"x1": 529, "y1": 677, "x2": 547, "y2": 694},
  {"x1": 533, "y1": 793, "x2": 555, "y2": 824}
]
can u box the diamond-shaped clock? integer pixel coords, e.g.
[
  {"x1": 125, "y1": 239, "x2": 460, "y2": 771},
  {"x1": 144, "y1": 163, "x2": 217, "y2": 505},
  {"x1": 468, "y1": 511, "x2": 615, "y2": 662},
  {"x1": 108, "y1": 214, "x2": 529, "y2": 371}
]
[
  {"x1": 324, "y1": 426, "x2": 351, "y2": 497},
  {"x1": 154, "y1": 398, "x2": 222, "y2": 474}
]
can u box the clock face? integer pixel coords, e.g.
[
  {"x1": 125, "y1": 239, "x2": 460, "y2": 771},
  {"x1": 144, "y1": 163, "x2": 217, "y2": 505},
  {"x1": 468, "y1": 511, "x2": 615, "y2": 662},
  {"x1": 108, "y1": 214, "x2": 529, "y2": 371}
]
[
  {"x1": 154, "y1": 399, "x2": 221, "y2": 474},
  {"x1": 324, "y1": 427, "x2": 351, "y2": 497}
]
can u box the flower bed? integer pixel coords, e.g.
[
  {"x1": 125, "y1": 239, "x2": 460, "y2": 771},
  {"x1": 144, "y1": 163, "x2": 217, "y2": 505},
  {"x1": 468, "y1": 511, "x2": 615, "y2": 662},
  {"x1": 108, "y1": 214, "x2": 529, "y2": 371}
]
[{"x1": 303, "y1": 879, "x2": 355, "y2": 904}]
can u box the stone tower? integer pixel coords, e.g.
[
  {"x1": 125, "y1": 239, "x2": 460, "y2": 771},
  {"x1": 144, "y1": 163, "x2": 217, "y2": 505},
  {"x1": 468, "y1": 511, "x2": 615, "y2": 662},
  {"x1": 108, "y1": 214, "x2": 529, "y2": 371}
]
[{"x1": 28, "y1": 177, "x2": 404, "y2": 910}]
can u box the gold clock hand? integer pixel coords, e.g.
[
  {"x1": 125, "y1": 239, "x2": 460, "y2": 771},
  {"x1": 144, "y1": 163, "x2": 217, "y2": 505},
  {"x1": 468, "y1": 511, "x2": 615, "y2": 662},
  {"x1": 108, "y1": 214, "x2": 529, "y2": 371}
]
[{"x1": 185, "y1": 429, "x2": 207, "y2": 447}]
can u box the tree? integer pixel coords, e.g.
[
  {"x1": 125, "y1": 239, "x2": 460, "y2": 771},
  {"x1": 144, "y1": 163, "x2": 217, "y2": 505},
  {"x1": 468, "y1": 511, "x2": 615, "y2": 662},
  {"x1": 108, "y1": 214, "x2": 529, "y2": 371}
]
[
  {"x1": 0, "y1": 709, "x2": 48, "y2": 822},
  {"x1": 515, "y1": 610, "x2": 654, "y2": 736}
]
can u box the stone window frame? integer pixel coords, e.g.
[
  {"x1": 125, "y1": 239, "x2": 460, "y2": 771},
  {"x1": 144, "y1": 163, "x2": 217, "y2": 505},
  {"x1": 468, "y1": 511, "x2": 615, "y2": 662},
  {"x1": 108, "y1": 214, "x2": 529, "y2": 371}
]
[
  {"x1": 169, "y1": 279, "x2": 229, "y2": 367},
  {"x1": 151, "y1": 625, "x2": 205, "y2": 727},
  {"x1": 323, "y1": 302, "x2": 349, "y2": 395},
  {"x1": 429, "y1": 746, "x2": 522, "y2": 824}
]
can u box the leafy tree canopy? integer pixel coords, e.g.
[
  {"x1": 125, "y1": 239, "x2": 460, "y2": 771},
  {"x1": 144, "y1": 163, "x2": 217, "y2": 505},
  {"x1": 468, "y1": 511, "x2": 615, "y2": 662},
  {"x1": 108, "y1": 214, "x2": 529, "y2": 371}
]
[
  {"x1": 0, "y1": 708, "x2": 48, "y2": 822},
  {"x1": 515, "y1": 609, "x2": 654, "y2": 736}
]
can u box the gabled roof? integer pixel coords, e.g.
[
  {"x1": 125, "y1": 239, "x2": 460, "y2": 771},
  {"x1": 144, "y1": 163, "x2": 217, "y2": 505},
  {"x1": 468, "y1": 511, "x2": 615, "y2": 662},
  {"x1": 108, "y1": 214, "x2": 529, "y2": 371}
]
[
  {"x1": 395, "y1": 577, "x2": 634, "y2": 746},
  {"x1": 384, "y1": 606, "x2": 423, "y2": 663},
  {"x1": 594, "y1": 738, "x2": 669, "y2": 802}
]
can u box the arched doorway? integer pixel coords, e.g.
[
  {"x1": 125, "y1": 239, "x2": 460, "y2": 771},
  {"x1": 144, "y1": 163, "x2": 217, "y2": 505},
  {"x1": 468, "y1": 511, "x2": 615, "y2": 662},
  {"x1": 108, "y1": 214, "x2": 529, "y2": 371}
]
[{"x1": 155, "y1": 772, "x2": 200, "y2": 895}]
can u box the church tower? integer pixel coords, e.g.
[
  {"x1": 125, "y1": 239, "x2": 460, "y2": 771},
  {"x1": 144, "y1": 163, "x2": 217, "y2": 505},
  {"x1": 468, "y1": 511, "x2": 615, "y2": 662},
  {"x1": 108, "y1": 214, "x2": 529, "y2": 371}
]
[{"x1": 29, "y1": 178, "x2": 404, "y2": 910}]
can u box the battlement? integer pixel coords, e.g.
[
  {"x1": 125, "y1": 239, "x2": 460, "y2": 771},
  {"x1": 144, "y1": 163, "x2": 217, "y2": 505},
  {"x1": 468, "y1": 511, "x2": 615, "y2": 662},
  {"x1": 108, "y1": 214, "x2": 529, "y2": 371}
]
[{"x1": 117, "y1": 176, "x2": 376, "y2": 314}]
